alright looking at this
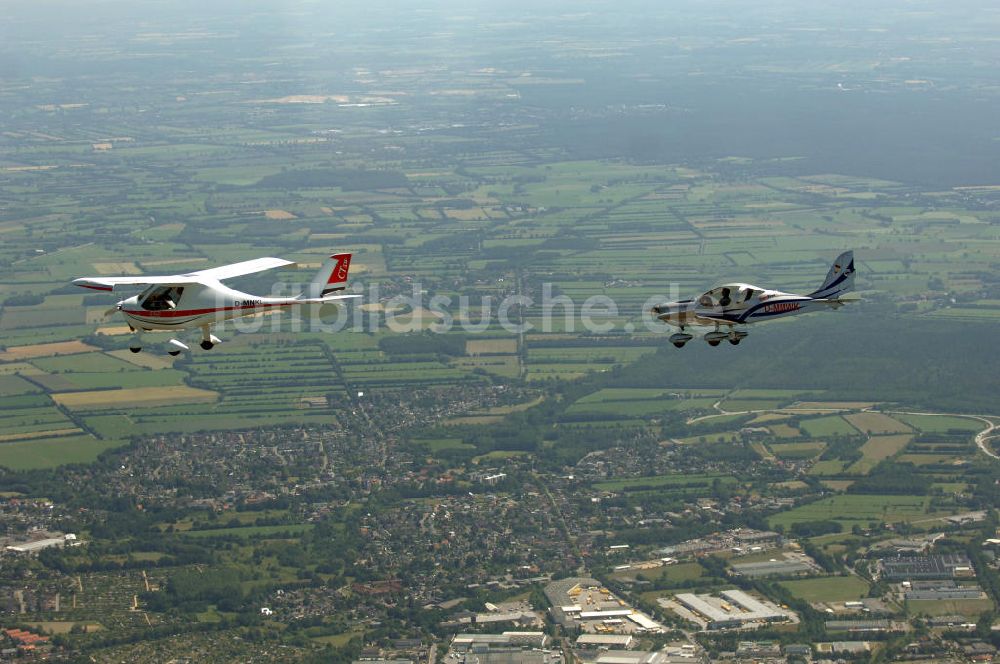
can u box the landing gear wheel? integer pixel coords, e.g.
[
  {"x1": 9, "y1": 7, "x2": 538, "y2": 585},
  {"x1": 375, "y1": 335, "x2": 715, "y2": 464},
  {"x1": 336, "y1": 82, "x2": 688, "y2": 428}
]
[
  {"x1": 669, "y1": 332, "x2": 693, "y2": 348},
  {"x1": 729, "y1": 337, "x2": 741, "y2": 345},
  {"x1": 707, "y1": 339, "x2": 721, "y2": 347},
  {"x1": 129, "y1": 346, "x2": 142, "y2": 354},
  {"x1": 200, "y1": 340, "x2": 214, "y2": 351},
  {"x1": 168, "y1": 350, "x2": 181, "y2": 357}
]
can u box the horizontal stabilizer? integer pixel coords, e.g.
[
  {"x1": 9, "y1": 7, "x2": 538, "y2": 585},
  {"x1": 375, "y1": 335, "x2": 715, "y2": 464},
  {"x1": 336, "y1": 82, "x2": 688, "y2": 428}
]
[
  {"x1": 814, "y1": 293, "x2": 861, "y2": 309},
  {"x1": 297, "y1": 293, "x2": 362, "y2": 305}
]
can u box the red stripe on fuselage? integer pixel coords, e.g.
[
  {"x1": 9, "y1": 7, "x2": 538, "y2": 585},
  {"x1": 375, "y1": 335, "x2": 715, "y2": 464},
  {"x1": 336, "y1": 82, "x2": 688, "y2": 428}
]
[
  {"x1": 79, "y1": 284, "x2": 113, "y2": 292},
  {"x1": 122, "y1": 302, "x2": 294, "y2": 318}
]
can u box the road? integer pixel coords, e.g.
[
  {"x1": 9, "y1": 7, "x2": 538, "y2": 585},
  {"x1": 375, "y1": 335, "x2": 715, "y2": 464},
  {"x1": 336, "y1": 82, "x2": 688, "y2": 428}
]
[
  {"x1": 685, "y1": 394, "x2": 860, "y2": 424},
  {"x1": 882, "y1": 410, "x2": 998, "y2": 460},
  {"x1": 977, "y1": 420, "x2": 1000, "y2": 460},
  {"x1": 684, "y1": 399, "x2": 999, "y2": 461}
]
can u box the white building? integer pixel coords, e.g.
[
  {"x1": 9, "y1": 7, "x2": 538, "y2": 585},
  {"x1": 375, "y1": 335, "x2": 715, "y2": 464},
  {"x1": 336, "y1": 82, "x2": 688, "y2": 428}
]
[
  {"x1": 4, "y1": 533, "x2": 80, "y2": 555},
  {"x1": 576, "y1": 634, "x2": 634, "y2": 649}
]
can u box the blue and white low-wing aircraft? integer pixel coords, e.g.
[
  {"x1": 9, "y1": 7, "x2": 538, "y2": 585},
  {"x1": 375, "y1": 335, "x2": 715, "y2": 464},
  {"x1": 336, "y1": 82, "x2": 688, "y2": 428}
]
[
  {"x1": 650, "y1": 250, "x2": 857, "y2": 348},
  {"x1": 74, "y1": 253, "x2": 360, "y2": 355}
]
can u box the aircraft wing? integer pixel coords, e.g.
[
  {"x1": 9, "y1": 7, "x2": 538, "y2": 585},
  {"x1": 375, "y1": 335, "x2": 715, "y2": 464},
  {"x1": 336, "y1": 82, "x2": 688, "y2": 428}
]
[
  {"x1": 74, "y1": 257, "x2": 297, "y2": 292},
  {"x1": 689, "y1": 308, "x2": 742, "y2": 326},
  {"x1": 185, "y1": 257, "x2": 297, "y2": 281},
  {"x1": 73, "y1": 257, "x2": 295, "y2": 291},
  {"x1": 72, "y1": 276, "x2": 202, "y2": 292}
]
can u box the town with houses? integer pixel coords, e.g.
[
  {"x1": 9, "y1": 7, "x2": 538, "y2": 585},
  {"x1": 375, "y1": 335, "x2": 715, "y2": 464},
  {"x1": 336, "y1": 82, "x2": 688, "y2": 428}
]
[
  {"x1": 0, "y1": 414, "x2": 998, "y2": 662},
  {"x1": 2, "y1": 1, "x2": 1000, "y2": 661}
]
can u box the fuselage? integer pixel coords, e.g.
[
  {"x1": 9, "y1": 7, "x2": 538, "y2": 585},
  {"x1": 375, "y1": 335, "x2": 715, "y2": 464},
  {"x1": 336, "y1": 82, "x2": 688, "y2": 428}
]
[
  {"x1": 652, "y1": 283, "x2": 832, "y2": 329},
  {"x1": 119, "y1": 281, "x2": 299, "y2": 331}
]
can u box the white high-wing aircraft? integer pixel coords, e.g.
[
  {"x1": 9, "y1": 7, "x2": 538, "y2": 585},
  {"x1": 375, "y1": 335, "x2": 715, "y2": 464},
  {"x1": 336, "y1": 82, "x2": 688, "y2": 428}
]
[
  {"x1": 74, "y1": 253, "x2": 359, "y2": 355},
  {"x1": 650, "y1": 250, "x2": 857, "y2": 348}
]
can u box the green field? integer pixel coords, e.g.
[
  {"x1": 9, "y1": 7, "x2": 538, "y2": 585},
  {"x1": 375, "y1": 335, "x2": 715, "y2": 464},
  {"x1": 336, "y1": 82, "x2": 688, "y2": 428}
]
[
  {"x1": 844, "y1": 412, "x2": 912, "y2": 435},
  {"x1": 769, "y1": 442, "x2": 826, "y2": 460},
  {"x1": 893, "y1": 414, "x2": 985, "y2": 433},
  {"x1": 845, "y1": 435, "x2": 912, "y2": 474},
  {"x1": 619, "y1": 562, "x2": 705, "y2": 585},
  {"x1": 413, "y1": 438, "x2": 475, "y2": 452},
  {"x1": 769, "y1": 494, "x2": 939, "y2": 529},
  {"x1": 779, "y1": 575, "x2": 870, "y2": 602},
  {"x1": 0, "y1": 436, "x2": 123, "y2": 470},
  {"x1": 808, "y1": 459, "x2": 848, "y2": 475},
  {"x1": 800, "y1": 416, "x2": 857, "y2": 437},
  {"x1": 907, "y1": 598, "x2": 994, "y2": 617}
]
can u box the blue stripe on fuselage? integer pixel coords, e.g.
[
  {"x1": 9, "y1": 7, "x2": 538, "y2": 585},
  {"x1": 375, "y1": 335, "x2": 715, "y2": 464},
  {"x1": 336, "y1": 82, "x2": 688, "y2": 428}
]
[{"x1": 735, "y1": 298, "x2": 812, "y2": 323}]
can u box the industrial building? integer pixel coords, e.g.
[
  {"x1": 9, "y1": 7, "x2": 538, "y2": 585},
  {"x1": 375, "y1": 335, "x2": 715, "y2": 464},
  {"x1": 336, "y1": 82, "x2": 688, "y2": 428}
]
[
  {"x1": 448, "y1": 633, "x2": 557, "y2": 664},
  {"x1": 815, "y1": 642, "x2": 871, "y2": 656},
  {"x1": 545, "y1": 577, "x2": 602, "y2": 609},
  {"x1": 928, "y1": 615, "x2": 976, "y2": 629},
  {"x1": 879, "y1": 554, "x2": 974, "y2": 581},
  {"x1": 735, "y1": 641, "x2": 781, "y2": 658},
  {"x1": 657, "y1": 528, "x2": 781, "y2": 559},
  {"x1": 544, "y1": 578, "x2": 664, "y2": 633},
  {"x1": 784, "y1": 644, "x2": 811, "y2": 659},
  {"x1": 904, "y1": 580, "x2": 985, "y2": 601},
  {"x1": 825, "y1": 619, "x2": 899, "y2": 634},
  {"x1": 591, "y1": 650, "x2": 697, "y2": 664},
  {"x1": 4, "y1": 533, "x2": 78, "y2": 555},
  {"x1": 672, "y1": 590, "x2": 793, "y2": 629},
  {"x1": 729, "y1": 558, "x2": 816, "y2": 578},
  {"x1": 473, "y1": 610, "x2": 542, "y2": 627},
  {"x1": 576, "y1": 635, "x2": 635, "y2": 649},
  {"x1": 451, "y1": 632, "x2": 549, "y2": 650},
  {"x1": 462, "y1": 652, "x2": 555, "y2": 664}
]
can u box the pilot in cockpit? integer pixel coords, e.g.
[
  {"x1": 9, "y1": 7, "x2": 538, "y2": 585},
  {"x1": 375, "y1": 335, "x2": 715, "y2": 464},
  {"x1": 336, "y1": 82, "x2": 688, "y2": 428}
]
[
  {"x1": 698, "y1": 286, "x2": 755, "y2": 309},
  {"x1": 699, "y1": 287, "x2": 733, "y2": 309},
  {"x1": 141, "y1": 286, "x2": 184, "y2": 311}
]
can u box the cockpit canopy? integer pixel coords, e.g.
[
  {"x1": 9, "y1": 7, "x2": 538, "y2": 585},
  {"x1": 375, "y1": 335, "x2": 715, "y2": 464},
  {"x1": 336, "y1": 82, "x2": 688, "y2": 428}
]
[
  {"x1": 139, "y1": 285, "x2": 184, "y2": 311},
  {"x1": 697, "y1": 283, "x2": 759, "y2": 308}
]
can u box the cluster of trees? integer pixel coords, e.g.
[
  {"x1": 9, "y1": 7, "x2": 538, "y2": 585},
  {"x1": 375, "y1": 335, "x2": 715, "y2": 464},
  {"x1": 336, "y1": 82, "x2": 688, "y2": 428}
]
[
  {"x1": 378, "y1": 332, "x2": 467, "y2": 358},
  {"x1": 1, "y1": 293, "x2": 44, "y2": 307},
  {"x1": 608, "y1": 315, "x2": 1000, "y2": 413},
  {"x1": 789, "y1": 519, "x2": 842, "y2": 537},
  {"x1": 848, "y1": 462, "x2": 931, "y2": 494},
  {"x1": 816, "y1": 434, "x2": 865, "y2": 467},
  {"x1": 143, "y1": 567, "x2": 244, "y2": 612}
]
